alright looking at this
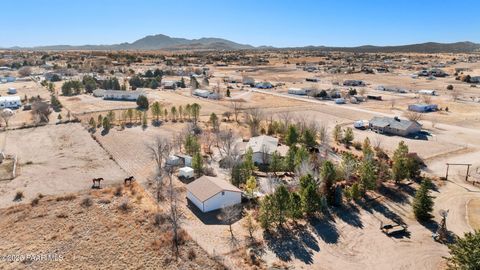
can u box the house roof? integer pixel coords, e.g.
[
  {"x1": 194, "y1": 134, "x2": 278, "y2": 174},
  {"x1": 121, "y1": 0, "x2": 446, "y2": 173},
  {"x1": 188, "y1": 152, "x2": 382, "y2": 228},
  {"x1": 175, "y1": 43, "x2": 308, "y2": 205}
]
[
  {"x1": 186, "y1": 176, "x2": 242, "y2": 203},
  {"x1": 370, "y1": 116, "x2": 420, "y2": 131},
  {"x1": 247, "y1": 135, "x2": 278, "y2": 154}
]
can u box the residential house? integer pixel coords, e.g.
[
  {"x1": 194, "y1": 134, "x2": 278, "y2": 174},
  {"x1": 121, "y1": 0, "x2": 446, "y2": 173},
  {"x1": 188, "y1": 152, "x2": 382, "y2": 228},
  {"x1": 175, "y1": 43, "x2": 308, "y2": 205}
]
[
  {"x1": 245, "y1": 135, "x2": 279, "y2": 164},
  {"x1": 369, "y1": 116, "x2": 421, "y2": 137}
]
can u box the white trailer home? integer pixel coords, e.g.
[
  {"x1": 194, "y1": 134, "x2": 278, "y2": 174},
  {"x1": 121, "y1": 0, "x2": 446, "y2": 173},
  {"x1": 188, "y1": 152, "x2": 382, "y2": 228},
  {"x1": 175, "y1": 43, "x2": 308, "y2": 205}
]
[
  {"x1": 93, "y1": 89, "x2": 144, "y2": 101},
  {"x1": 0, "y1": 96, "x2": 21, "y2": 109},
  {"x1": 186, "y1": 176, "x2": 242, "y2": 213}
]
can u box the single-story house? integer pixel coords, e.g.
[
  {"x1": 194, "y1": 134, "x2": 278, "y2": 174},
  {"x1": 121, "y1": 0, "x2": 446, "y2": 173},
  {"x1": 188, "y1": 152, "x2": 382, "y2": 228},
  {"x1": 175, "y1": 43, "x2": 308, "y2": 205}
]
[
  {"x1": 369, "y1": 116, "x2": 422, "y2": 137},
  {"x1": 0, "y1": 96, "x2": 21, "y2": 109},
  {"x1": 255, "y1": 82, "x2": 273, "y2": 89},
  {"x1": 408, "y1": 104, "x2": 438, "y2": 113},
  {"x1": 162, "y1": 80, "x2": 177, "y2": 90},
  {"x1": 246, "y1": 135, "x2": 279, "y2": 164},
  {"x1": 193, "y1": 89, "x2": 211, "y2": 98},
  {"x1": 288, "y1": 88, "x2": 309, "y2": 95},
  {"x1": 93, "y1": 89, "x2": 144, "y2": 101},
  {"x1": 179, "y1": 166, "x2": 194, "y2": 179},
  {"x1": 343, "y1": 80, "x2": 365, "y2": 87},
  {"x1": 186, "y1": 176, "x2": 242, "y2": 212}
]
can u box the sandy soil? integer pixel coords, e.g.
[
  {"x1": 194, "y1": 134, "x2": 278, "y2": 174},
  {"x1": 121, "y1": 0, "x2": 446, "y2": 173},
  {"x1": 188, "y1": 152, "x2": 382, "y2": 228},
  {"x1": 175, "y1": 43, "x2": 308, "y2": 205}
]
[
  {"x1": 0, "y1": 123, "x2": 127, "y2": 208},
  {"x1": 0, "y1": 183, "x2": 224, "y2": 270},
  {"x1": 467, "y1": 199, "x2": 480, "y2": 230}
]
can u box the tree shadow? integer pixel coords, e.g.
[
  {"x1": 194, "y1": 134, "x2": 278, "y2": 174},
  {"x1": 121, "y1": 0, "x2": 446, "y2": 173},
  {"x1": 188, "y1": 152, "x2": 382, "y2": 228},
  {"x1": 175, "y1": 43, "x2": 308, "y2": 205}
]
[
  {"x1": 333, "y1": 203, "x2": 363, "y2": 228},
  {"x1": 263, "y1": 225, "x2": 317, "y2": 264},
  {"x1": 359, "y1": 195, "x2": 405, "y2": 225},
  {"x1": 378, "y1": 184, "x2": 410, "y2": 204},
  {"x1": 100, "y1": 129, "x2": 110, "y2": 136},
  {"x1": 308, "y1": 216, "x2": 340, "y2": 244}
]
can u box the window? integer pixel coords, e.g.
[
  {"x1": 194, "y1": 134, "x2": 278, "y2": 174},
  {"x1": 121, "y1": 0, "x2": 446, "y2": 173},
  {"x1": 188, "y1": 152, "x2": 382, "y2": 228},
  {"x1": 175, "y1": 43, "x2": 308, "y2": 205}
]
[{"x1": 221, "y1": 191, "x2": 225, "y2": 196}]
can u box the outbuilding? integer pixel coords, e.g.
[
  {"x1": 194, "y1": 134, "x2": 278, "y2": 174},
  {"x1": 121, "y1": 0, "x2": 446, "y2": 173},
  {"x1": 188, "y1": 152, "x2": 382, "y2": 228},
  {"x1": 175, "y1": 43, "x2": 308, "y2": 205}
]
[
  {"x1": 186, "y1": 176, "x2": 242, "y2": 212},
  {"x1": 408, "y1": 104, "x2": 438, "y2": 112},
  {"x1": 288, "y1": 88, "x2": 309, "y2": 95},
  {"x1": 0, "y1": 96, "x2": 21, "y2": 109},
  {"x1": 178, "y1": 166, "x2": 194, "y2": 179},
  {"x1": 7, "y1": 88, "x2": 17, "y2": 94}
]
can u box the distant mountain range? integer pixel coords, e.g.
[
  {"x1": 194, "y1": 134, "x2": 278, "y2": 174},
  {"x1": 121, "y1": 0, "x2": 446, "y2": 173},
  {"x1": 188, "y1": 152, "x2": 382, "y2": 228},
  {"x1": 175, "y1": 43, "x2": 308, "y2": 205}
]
[{"x1": 4, "y1": 34, "x2": 480, "y2": 53}]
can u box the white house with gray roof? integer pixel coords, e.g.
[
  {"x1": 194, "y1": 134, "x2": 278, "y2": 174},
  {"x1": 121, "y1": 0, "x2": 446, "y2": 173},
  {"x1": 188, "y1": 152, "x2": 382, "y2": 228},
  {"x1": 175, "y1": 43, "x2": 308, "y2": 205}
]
[
  {"x1": 369, "y1": 116, "x2": 421, "y2": 137},
  {"x1": 246, "y1": 135, "x2": 279, "y2": 164},
  {"x1": 186, "y1": 176, "x2": 242, "y2": 212}
]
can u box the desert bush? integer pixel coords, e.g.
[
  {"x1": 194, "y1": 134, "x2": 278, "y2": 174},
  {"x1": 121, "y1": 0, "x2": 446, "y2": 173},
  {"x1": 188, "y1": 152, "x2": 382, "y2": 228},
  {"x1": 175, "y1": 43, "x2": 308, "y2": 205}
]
[
  {"x1": 56, "y1": 213, "x2": 68, "y2": 218},
  {"x1": 352, "y1": 141, "x2": 362, "y2": 150},
  {"x1": 30, "y1": 197, "x2": 40, "y2": 206},
  {"x1": 114, "y1": 186, "x2": 123, "y2": 197},
  {"x1": 153, "y1": 212, "x2": 168, "y2": 227},
  {"x1": 13, "y1": 191, "x2": 24, "y2": 202},
  {"x1": 98, "y1": 198, "x2": 111, "y2": 204},
  {"x1": 56, "y1": 194, "x2": 77, "y2": 202},
  {"x1": 118, "y1": 199, "x2": 130, "y2": 212},
  {"x1": 80, "y1": 197, "x2": 93, "y2": 208},
  {"x1": 188, "y1": 248, "x2": 197, "y2": 260}
]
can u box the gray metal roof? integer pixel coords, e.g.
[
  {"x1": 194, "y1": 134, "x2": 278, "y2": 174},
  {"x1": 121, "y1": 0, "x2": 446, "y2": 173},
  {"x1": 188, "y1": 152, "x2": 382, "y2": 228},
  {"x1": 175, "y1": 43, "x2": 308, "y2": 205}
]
[{"x1": 370, "y1": 116, "x2": 420, "y2": 131}]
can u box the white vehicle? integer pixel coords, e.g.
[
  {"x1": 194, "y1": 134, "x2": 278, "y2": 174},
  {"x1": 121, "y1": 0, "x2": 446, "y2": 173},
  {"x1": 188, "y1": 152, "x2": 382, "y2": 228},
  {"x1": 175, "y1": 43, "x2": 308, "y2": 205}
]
[{"x1": 354, "y1": 120, "x2": 369, "y2": 129}]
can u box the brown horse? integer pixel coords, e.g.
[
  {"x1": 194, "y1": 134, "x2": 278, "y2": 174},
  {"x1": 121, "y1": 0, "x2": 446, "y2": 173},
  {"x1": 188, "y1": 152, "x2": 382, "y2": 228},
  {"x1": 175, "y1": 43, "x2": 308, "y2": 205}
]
[
  {"x1": 92, "y1": 177, "x2": 104, "y2": 189},
  {"x1": 124, "y1": 176, "x2": 135, "y2": 186}
]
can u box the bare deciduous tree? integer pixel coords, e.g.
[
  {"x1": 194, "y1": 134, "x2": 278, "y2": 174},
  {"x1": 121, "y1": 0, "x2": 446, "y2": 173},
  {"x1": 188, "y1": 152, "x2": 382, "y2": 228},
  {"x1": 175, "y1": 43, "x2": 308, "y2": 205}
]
[
  {"x1": 147, "y1": 138, "x2": 173, "y2": 203},
  {"x1": 166, "y1": 169, "x2": 184, "y2": 257},
  {"x1": 0, "y1": 109, "x2": 14, "y2": 127},
  {"x1": 31, "y1": 101, "x2": 51, "y2": 124},
  {"x1": 404, "y1": 111, "x2": 424, "y2": 122},
  {"x1": 451, "y1": 89, "x2": 460, "y2": 101},
  {"x1": 221, "y1": 204, "x2": 242, "y2": 246},
  {"x1": 421, "y1": 95, "x2": 432, "y2": 104},
  {"x1": 230, "y1": 101, "x2": 243, "y2": 123},
  {"x1": 245, "y1": 107, "x2": 264, "y2": 136}
]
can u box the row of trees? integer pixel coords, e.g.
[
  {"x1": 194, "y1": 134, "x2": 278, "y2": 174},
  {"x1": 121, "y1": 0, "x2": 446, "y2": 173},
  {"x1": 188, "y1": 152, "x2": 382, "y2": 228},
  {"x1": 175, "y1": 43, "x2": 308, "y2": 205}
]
[{"x1": 150, "y1": 102, "x2": 201, "y2": 124}]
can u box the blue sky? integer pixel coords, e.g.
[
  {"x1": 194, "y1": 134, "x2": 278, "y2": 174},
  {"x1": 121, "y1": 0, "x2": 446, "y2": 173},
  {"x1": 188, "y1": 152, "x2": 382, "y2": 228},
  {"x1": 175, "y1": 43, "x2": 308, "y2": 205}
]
[{"x1": 2, "y1": 0, "x2": 480, "y2": 47}]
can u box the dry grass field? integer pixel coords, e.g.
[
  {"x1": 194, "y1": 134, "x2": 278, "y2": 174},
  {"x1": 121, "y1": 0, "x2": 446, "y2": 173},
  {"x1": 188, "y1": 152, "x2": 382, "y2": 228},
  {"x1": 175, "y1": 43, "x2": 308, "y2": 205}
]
[
  {"x1": 0, "y1": 123, "x2": 127, "y2": 208},
  {"x1": 0, "y1": 183, "x2": 225, "y2": 270}
]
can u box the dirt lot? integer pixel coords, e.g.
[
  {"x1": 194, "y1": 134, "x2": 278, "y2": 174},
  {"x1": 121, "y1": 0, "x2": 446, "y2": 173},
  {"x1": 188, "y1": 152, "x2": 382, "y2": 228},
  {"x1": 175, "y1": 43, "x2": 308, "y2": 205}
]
[
  {"x1": 0, "y1": 123, "x2": 127, "y2": 208},
  {"x1": 0, "y1": 183, "x2": 224, "y2": 270}
]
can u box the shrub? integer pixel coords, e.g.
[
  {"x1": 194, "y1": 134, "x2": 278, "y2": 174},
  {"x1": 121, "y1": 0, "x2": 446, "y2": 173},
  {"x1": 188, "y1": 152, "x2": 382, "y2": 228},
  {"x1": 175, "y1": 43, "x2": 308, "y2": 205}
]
[
  {"x1": 114, "y1": 186, "x2": 123, "y2": 197},
  {"x1": 56, "y1": 213, "x2": 68, "y2": 218},
  {"x1": 80, "y1": 197, "x2": 93, "y2": 208},
  {"x1": 56, "y1": 194, "x2": 77, "y2": 202},
  {"x1": 98, "y1": 198, "x2": 111, "y2": 204},
  {"x1": 353, "y1": 141, "x2": 362, "y2": 150},
  {"x1": 153, "y1": 212, "x2": 167, "y2": 227},
  {"x1": 13, "y1": 191, "x2": 24, "y2": 202},
  {"x1": 446, "y1": 84, "x2": 454, "y2": 90},
  {"x1": 118, "y1": 199, "x2": 130, "y2": 212},
  {"x1": 30, "y1": 197, "x2": 40, "y2": 206},
  {"x1": 188, "y1": 249, "x2": 197, "y2": 260}
]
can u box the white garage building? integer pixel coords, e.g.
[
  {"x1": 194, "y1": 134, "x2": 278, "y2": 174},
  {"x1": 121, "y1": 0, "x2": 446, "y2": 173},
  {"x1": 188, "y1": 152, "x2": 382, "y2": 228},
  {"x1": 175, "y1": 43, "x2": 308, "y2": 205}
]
[{"x1": 186, "y1": 176, "x2": 242, "y2": 212}]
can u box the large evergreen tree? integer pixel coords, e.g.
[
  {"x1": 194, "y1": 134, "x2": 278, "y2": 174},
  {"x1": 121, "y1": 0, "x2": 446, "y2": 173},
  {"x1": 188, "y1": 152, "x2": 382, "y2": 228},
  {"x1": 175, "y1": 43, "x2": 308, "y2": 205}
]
[{"x1": 413, "y1": 180, "x2": 434, "y2": 221}]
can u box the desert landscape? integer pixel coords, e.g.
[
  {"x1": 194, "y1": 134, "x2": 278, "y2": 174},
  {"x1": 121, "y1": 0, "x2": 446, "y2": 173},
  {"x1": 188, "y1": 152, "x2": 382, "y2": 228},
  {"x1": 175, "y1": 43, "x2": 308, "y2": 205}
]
[{"x1": 1, "y1": 1, "x2": 480, "y2": 269}]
